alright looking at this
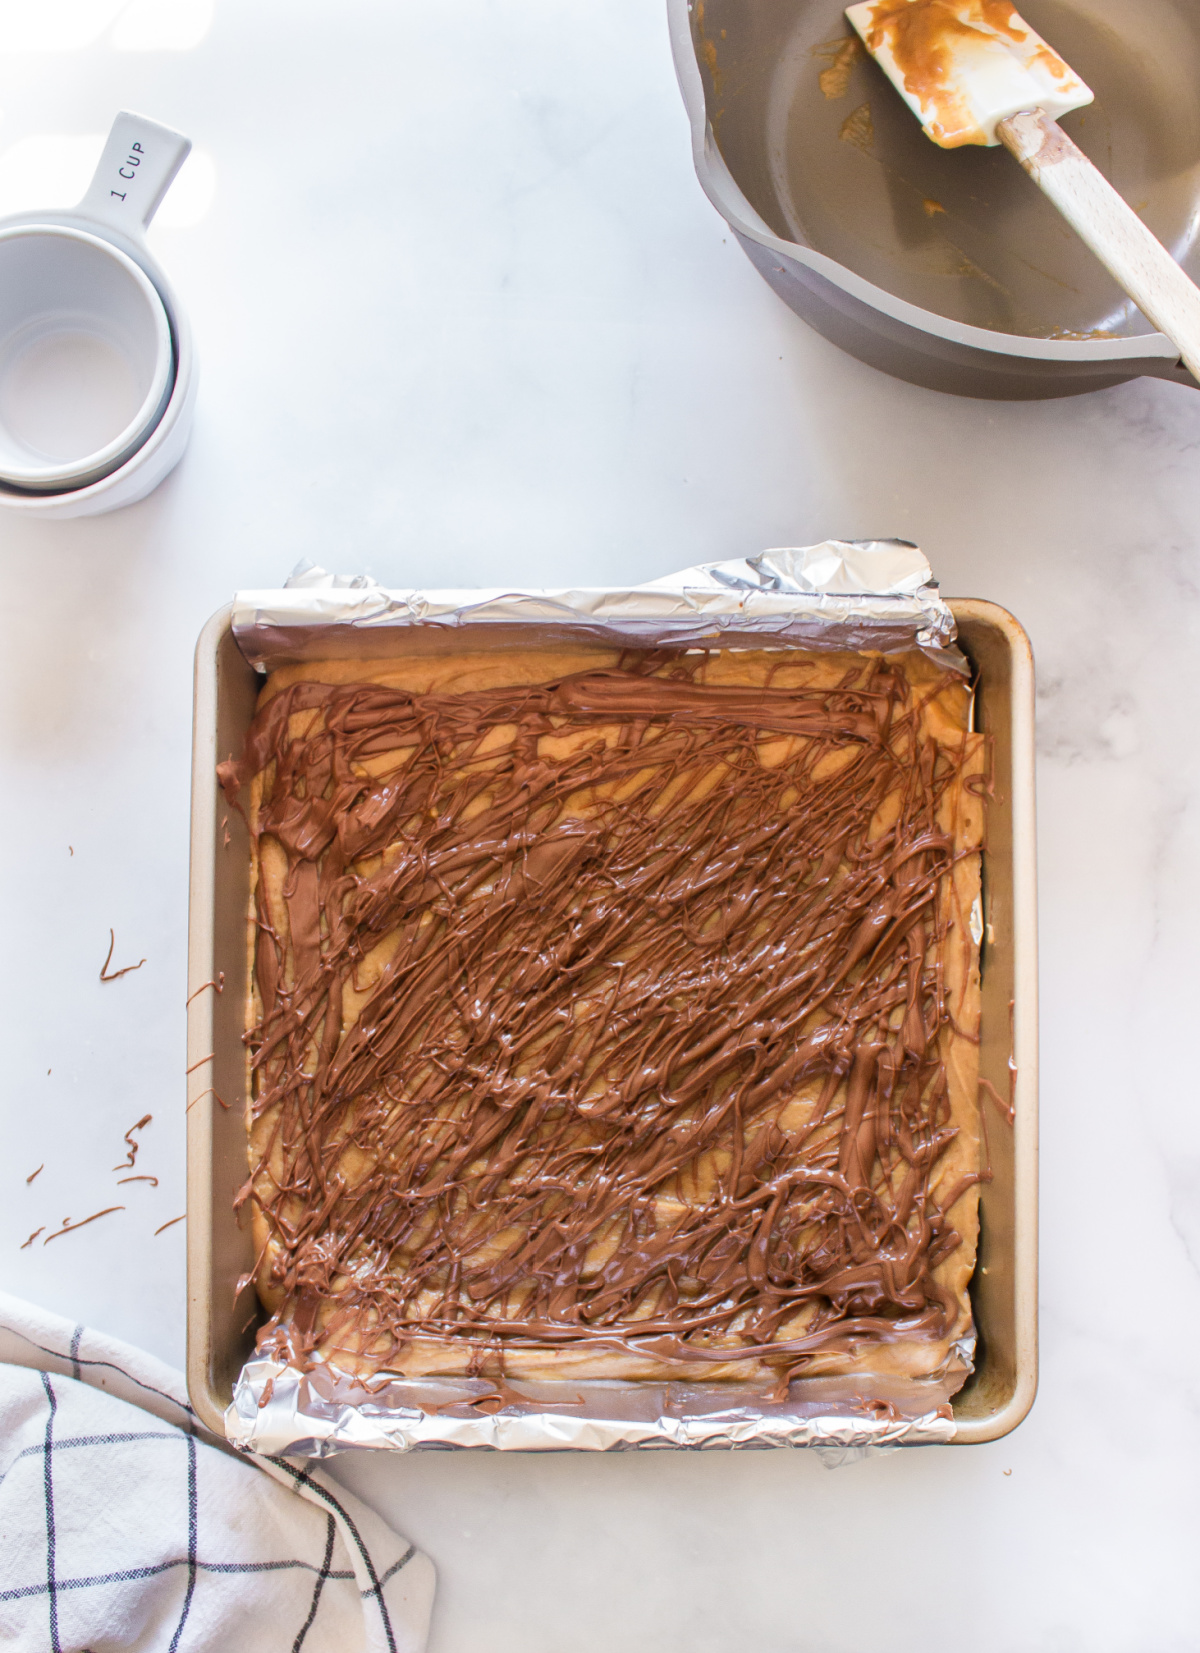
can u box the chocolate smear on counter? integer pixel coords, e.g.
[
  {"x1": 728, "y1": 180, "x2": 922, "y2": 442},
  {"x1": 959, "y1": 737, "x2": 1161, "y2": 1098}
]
[
  {"x1": 45, "y1": 1207, "x2": 123, "y2": 1244},
  {"x1": 226, "y1": 652, "x2": 981, "y2": 1387},
  {"x1": 100, "y1": 930, "x2": 145, "y2": 982},
  {"x1": 113, "y1": 1115, "x2": 152, "y2": 1172}
]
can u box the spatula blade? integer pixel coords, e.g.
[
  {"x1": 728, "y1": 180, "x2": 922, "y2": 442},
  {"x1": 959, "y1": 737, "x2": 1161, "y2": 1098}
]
[{"x1": 846, "y1": 0, "x2": 1093, "y2": 148}]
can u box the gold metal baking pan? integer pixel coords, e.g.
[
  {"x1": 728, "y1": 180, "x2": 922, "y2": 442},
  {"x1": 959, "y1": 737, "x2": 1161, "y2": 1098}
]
[{"x1": 186, "y1": 600, "x2": 1037, "y2": 1445}]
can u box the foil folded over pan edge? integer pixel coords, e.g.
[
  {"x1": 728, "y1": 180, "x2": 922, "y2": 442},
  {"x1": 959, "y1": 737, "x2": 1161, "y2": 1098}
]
[
  {"x1": 231, "y1": 541, "x2": 961, "y2": 671},
  {"x1": 227, "y1": 1360, "x2": 961, "y2": 1455},
  {"x1": 226, "y1": 537, "x2": 969, "y2": 1454}
]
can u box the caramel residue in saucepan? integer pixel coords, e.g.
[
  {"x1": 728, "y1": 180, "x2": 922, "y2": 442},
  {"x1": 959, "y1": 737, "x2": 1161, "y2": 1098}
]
[
  {"x1": 694, "y1": 0, "x2": 723, "y2": 92},
  {"x1": 840, "y1": 102, "x2": 876, "y2": 153},
  {"x1": 815, "y1": 35, "x2": 862, "y2": 100},
  {"x1": 222, "y1": 651, "x2": 984, "y2": 1393},
  {"x1": 862, "y1": 0, "x2": 1070, "y2": 147},
  {"x1": 1045, "y1": 326, "x2": 1118, "y2": 341}
]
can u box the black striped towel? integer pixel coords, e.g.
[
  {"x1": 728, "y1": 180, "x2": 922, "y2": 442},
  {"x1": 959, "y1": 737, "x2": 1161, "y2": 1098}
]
[{"x1": 0, "y1": 1291, "x2": 435, "y2": 1651}]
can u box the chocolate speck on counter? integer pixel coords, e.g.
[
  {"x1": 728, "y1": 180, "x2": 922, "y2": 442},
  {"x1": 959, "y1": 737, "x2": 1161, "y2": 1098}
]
[
  {"x1": 44, "y1": 1206, "x2": 124, "y2": 1244},
  {"x1": 113, "y1": 1114, "x2": 152, "y2": 1173},
  {"x1": 100, "y1": 929, "x2": 146, "y2": 982}
]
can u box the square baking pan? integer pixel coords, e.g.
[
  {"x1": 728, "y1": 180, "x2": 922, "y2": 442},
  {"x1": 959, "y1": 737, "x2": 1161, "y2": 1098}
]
[{"x1": 186, "y1": 600, "x2": 1038, "y2": 1446}]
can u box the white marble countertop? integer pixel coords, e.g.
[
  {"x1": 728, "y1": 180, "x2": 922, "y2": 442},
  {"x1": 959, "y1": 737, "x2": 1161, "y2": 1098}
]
[{"x1": 2, "y1": 3, "x2": 1198, "y2": 1648}]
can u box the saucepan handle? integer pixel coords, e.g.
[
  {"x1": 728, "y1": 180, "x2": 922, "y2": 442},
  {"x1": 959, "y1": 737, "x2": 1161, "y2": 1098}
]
[
  {"x1": 75, "y1": 109, "x2": 192, "y2": 240},
  {"x1": 999, "y1": 109, "x2": 1200, "y2": 389}
]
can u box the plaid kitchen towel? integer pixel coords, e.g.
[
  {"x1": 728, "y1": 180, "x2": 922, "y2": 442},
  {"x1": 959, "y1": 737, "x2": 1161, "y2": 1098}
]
[{"x1": 0, "y1": 1291, "x2": 435, "y2": 1652}]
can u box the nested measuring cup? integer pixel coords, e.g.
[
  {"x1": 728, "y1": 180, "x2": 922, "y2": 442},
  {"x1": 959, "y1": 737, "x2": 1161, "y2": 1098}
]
[{"x1": 0, "y1": 110, "x2": 197, "y2": 516}]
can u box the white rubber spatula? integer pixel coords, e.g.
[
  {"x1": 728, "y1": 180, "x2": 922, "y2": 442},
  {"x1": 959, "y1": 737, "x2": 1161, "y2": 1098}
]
[{"x1": 845, "y1": 0, "x2": 1200, "y2": 384}]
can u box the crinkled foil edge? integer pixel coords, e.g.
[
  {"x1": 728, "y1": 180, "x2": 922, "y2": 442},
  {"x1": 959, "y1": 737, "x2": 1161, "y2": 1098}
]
[
  {"x1": 231, "y1": 541, "x2": 963, "y2": 673},
  {"x1": 227, "y1": 537, "x2": 969, "y2": 1454},
  {"x1": 227, "y1": 1358, "x2": 966, "y2": 1456}
]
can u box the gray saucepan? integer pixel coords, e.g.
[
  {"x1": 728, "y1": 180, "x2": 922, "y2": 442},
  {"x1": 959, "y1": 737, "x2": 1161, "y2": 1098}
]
[{"x1": 668, "y1": 0, "x2": 1200, "y2": 398}]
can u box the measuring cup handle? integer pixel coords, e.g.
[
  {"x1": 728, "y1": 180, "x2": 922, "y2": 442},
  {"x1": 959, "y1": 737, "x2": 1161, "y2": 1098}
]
[{"x1": 75, "y1": 110, "x2": 192, "y2": 239}]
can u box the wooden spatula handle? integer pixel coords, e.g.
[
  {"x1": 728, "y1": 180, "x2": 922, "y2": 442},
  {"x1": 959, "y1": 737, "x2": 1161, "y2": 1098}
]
[{"x1": 998, "y1": 108, "x2": 1200, "y2": 387}]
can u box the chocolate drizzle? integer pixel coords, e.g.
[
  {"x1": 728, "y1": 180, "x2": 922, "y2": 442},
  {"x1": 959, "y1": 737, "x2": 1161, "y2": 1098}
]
[{"x1": 223, "y1": 650, "x2": 982, "y2": 1389}]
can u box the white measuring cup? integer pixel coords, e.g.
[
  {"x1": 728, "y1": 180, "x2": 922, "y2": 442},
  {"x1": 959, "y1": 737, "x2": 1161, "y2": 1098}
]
[
  {"x1": 0, "y1": 111, "x2": 196, "y2": 517},
  {"x1": 0, "y1": 225, "x2": 174, "y2": 491}
]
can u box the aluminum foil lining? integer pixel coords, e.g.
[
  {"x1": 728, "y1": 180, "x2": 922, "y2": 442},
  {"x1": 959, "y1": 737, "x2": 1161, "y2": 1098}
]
[
  {"x1": 227, "y1": 1359, "x2": 965, "y2": 1456},
  {"x1": 226, "y1": 537, "x2": 970, "y2": 1455},
  {"x1": 231, "y1": 540, "x2": 962, "y2": 671}
]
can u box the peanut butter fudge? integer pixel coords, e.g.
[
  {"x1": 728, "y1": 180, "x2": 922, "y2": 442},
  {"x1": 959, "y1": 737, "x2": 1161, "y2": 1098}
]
[{"x1": 220, "y1": 644, "x2": 985, "y2": 1397}]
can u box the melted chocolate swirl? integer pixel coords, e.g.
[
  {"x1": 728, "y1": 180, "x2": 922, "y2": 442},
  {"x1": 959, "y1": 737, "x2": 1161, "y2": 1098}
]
[{"x1": 222, "y1": 651, "x2": 981, "y2": 1387}]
